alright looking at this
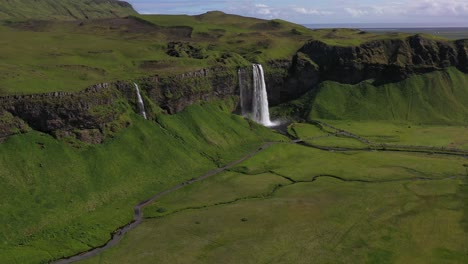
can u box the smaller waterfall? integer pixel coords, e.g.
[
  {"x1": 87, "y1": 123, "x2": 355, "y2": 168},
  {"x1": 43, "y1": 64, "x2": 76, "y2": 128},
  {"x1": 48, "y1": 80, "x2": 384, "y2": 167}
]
[
  {"x1": 238, "y1": 68, "x2": 245, "y2": 116},
  {"x1": 252, "y1": 64, "x2": 276, "y2": 127},
  {"x1": 133, "y1": 83, "x2": 147, "y2": 119}
]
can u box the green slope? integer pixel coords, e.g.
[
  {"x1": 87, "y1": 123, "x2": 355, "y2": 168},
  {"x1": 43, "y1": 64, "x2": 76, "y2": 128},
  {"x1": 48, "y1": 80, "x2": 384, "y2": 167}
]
[
  {"x1": 0, "y1": 98, "x2": 285, "y2": 264},
  {"x1": 275, "y1": 68, "x2": 468, "y2": 125},
  {"x1": 0, "y1": 0, "x2": 137, "y2": 21}
]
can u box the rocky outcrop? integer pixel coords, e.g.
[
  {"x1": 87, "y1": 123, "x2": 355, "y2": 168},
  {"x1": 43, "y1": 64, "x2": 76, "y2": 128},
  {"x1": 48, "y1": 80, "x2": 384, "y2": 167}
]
[
  {"x1": 263, "y1": 60, "x2": 291, "y2": 106},
  {"x1": 456, "y1": 39, "x2": 468, "y2": 72},
  {"x1": 137, "y1": 67, "x2": 238, "y2": 114},
  {"x1": 0, "y1": 111, "x2": 29, "y2": 141},
  {"x1": 272, "y1": 35, "x2": 468, "y2": 105},
  {"x1": 0, "y1": 83, "x2": 126, "y2": 143},
  {"x1": 289, "y1": 35, "x2": 468, "y2": 90}
]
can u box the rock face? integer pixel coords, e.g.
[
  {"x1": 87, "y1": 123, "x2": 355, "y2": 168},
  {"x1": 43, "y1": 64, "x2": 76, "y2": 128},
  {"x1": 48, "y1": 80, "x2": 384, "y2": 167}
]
[
  {"x1": 286, "y1": 35, "x2": 468, "y2": 95},
  {"x1": 0, "y1": 84, "x2": 125, "y2": 143},
  {"x1": 137, "y1": 67, "x2": 238, "y2": 114}
]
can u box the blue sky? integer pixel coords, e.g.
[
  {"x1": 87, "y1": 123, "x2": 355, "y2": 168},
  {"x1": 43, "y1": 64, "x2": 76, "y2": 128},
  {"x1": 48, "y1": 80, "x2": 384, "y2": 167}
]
[{"x1": 127, "y1": 0, "x2": 468, "y2": 25}]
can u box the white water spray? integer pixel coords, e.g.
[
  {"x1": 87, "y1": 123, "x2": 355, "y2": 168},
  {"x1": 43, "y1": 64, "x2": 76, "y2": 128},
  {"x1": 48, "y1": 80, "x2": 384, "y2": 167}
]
[
  {"x1": 133, "y1": 83, "x2": 147, "y2": 119},
  {"x1": 238, "y1": 68, "x2": 245, "y2": 116},
  {"x1": 252, "y1": 64, "x2": 276, "y2": 127}
]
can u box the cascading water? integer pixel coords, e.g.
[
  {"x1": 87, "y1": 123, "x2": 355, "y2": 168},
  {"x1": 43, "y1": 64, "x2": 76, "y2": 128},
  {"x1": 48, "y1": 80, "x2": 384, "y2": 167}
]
[
  {"x1": 133, "y1": 83, "x2": 147, "y2": 119},
  {"x1": 238, "y1": 68, "x2": 245, "y2": 116},
  {"x1": 252, "y1": 64, "x2": 276, "y2": 127}
]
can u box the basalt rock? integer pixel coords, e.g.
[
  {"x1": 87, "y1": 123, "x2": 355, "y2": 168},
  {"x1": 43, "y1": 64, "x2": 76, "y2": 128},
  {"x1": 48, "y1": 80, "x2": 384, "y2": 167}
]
[
  {"x1": 137, "y1": 67, "x2": 237, "y2": 114},
  {"x1": 0, "y1": 83, "x2": 124, "y2": 143},
  {"x1": 291, "y1": 35, "x2": 467, "y2": 90}
]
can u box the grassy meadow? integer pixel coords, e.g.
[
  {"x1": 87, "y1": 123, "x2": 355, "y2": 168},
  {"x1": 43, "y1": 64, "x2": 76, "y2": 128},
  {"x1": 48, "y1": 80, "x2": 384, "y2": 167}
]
[
  {"x1": 82, "y1": 142, "x2": 468, "y2": 264},
  {"x1": 288, "y1": 121, "x2": 468, "y2": 151}
]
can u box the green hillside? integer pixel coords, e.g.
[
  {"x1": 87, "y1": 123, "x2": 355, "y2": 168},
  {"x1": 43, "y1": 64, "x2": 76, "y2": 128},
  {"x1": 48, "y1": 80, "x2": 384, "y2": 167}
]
[
  {"x1": 0, "y1": 0, "x2": 137, "y2": 21},
  {"x1": 274, "y1": 68, "x2": 468, "y2": 125},
  {"x1": 0, "y1": 98, "x2": 285, "y2": 263}
]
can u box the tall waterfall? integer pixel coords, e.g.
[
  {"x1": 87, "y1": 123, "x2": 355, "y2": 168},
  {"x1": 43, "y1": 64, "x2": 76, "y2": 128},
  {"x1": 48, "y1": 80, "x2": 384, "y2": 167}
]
[
  {"x1": 133, "y1": 83, "x2": 147, "y2": 119},
  {"x1": 252, "y1": 64, "x2": 275, "y2": 127}
]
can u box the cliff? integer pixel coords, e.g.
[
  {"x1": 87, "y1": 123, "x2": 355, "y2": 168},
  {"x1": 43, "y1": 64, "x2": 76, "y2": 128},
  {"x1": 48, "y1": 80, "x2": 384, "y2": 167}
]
[{"x1": 285, "y1": 35, "x2": 468, "y2": 95}]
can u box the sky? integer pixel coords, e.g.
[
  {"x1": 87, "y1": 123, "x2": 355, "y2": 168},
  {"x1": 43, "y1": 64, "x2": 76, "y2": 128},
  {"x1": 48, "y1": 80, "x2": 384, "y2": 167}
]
[{"x1": 127, "y1": 0, "x2": 468, "y2": 26}]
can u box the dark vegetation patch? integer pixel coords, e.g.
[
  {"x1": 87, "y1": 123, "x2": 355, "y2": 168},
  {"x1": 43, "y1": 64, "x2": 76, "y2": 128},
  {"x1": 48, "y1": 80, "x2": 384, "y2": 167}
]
[{"x1": 166, "y1": 42, "x2": 208, "y2": 59}]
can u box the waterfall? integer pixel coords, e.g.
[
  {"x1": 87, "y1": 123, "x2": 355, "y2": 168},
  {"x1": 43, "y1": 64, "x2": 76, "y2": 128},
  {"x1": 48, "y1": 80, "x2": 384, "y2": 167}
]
[
  {"x1": 238, "y1": 68, "x2": 245, "y2": 116},
  {"x1": 252, "y1": 64, "x2": 275, "y2": 127},
  {"x1": 133, "y1": 83, "x2": 147, "y2": 119}
]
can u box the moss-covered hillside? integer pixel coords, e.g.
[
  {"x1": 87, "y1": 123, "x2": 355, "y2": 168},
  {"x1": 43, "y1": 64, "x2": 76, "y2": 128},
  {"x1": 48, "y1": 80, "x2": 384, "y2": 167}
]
[{"x1": 0, "y1": 0, "x2": 136, "y2": 21}]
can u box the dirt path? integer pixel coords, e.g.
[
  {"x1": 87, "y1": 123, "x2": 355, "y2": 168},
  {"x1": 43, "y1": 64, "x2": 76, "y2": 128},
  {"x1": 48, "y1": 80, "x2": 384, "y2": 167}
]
[{"x1": 52, "y1": 142, "x2": 274, "y2": 264}]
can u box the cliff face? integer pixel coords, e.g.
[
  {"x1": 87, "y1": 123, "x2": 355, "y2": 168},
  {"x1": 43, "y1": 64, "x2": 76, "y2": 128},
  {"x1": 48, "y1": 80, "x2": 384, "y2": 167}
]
[
  {"x1": 288, "y1": 35, "x2": 468, "y2": 91},
  {"x1": 0, "y1": 84, "x2": 126, "y2": 143},
  {"x1": 138, "y1": 67, "x2": 238, "y2": 114}
]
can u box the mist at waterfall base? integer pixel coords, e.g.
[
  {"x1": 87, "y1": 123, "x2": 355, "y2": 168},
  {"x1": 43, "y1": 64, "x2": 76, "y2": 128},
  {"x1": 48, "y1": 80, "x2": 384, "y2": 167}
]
[
  {"x1": 239, "y1": 64, "x2": 280, "y2": 127},
  {"x1": 133, "y1": 83, "x2": 147, "y2": 119}
]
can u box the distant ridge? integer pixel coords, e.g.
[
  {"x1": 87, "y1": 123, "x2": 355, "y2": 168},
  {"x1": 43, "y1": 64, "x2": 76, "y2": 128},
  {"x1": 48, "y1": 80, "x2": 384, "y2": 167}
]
[{"x1": 0, "y1": 0, "x2": 137, "y2": 21}]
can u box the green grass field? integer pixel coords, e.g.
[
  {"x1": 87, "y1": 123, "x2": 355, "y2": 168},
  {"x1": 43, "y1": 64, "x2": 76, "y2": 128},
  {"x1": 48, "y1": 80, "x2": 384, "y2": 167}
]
[
  {"x1": 287, "y1": 121, "x2": 468, "y2": 151},
  {"x1": 320, "y1": 120, "x2": 468, "y2": 150},
  {"x1": 82, "y1": 142, "x2": 468, "y2": 264}
]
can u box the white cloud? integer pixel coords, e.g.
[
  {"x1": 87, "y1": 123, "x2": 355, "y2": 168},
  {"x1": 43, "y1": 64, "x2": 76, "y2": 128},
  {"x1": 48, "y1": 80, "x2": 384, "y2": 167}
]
[
  {"x1": 253, "y1": 3, "x2": 275, "y2": 16},
  {"x1": 292, "y1": 7, "x2": 334, "y2": 15},
  {"x1": 345, "y1": 7, "x2": 369, "y2": 17}
]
